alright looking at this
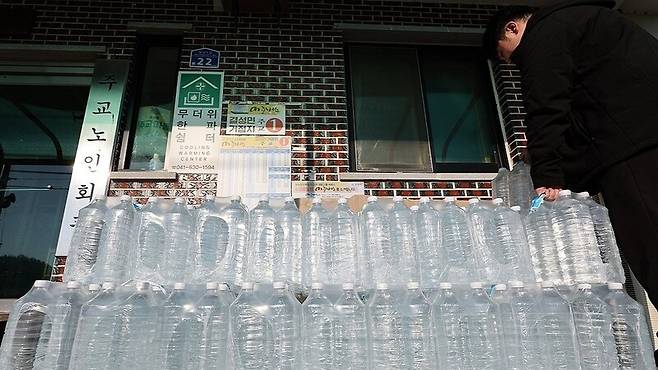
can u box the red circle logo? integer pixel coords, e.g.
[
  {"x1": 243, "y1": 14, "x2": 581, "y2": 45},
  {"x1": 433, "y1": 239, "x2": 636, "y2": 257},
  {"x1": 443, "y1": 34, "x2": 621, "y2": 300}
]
[{"x1": 266, "y1": 118, "x2": 284, "y2": 133}]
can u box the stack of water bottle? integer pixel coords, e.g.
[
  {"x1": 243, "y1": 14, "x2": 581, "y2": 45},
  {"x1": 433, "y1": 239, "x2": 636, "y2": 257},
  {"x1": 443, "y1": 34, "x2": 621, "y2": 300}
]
[
  {"x1": 1, "y1": 278, "x2": 655, "y2": 369},
  {"x1": 492, "y1": 161, "x2": 535, "y2": 211}
]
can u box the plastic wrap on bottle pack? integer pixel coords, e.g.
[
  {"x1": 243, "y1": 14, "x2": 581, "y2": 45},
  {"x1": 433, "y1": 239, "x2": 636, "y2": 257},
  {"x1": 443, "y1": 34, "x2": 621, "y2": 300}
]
[
  {"x1": 302, "y1": 198, "x2": 332, "y2": 287},
  {"x1": 525, "y1": 201, "x2": 563, "y2": 284},
  {"x1": 161, "y1": 198, "x2": 194, "y2": 284},
  {"x1": 389, "y1": 197, "x2": 420, "y2": 285},
  {"x1": 190, "y1": 196, "x2": 230, "y2": 283},
  {"x1": 331, "y1": 198, "x2": 361, "y2": 287},
  {"x1": 244, "y1": 196, "x2": 281, "y2": 284},
  {"x1": 413, "y1": 197, "x2": 443, "y2": 290},
  {"x1": 159, "y1": 282, "x2": 203, "y2": 369},
  {"x1": 334, "y1": 282, "x2": 368, "y2": 369},
  {"x1": 229, "y1": 282, "x2": 272, "y2": 369},
  {"x1": 267, "y1": 281, "x2": 301, "y2": 369},
  {"x1": 368, "y1": 283, "x2": 405, "y2": 369},
  {"x1": 128, "y1": 197, "x2": 165, "y2": 283},
  {"x1": 439, "y1": 198, "x2": 478, "y2": 282},
  {"x1": 218, "y1": 195, "x2": 250, "y2": 287},
  {"x1": 466, "y1": 198, "x2": 500, "y2": 283},
  {"x1": 433, "y1": 282, "x2": 467, "y2": 369},
  {"x1": 492, "y1": 168, "x2": 511, "y2": 207},
  {"x1": 492, "y1": 201, "x2": 536, "y2": 283},
  {"x1": 361, "y1": 197, "x2": 393, "y2": 287},
  {"x1": 509, "y1": 162, "x2": 534, "y2": 212},
  {"x1": 274, "y1": 197, "x2": 303, "y2": 289},
  {"x1": 91, "y1": 195, "x2": 136, "y2": 283},
  {"x1": 115, "y1": 281, "x2": 160, "y2": 369},
  {"x1": 63, "y1": 197, "x2": 107, "y2": 282},
  {"x1": 401, "y1": 282, "x2": 436, "y2": 369},
  {"x1": 197, "y1": 282, "x2": 232, "y2": 370}
]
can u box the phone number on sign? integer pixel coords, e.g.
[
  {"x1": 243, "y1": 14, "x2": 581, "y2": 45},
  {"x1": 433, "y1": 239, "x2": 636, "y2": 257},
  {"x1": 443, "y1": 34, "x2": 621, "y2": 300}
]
[{"x1": 170, "y1": 164, "x2": 216, "y2": 171}]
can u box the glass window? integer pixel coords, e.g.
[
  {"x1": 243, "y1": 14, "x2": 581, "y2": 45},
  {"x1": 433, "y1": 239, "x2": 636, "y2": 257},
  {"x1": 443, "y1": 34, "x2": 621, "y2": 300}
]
[
  {"x1": 348, "y1": 44, "x2": 504, "y2": 173},
  {"x1": 127, "y1": 35, "x2": 181, "y2": 170}
]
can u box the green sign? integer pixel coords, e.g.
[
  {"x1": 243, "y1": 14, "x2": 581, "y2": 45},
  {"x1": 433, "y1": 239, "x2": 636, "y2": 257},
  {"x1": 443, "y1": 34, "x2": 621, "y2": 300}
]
[{"x1": 177, "y1": 72, "x2": 223, "y2": 109}]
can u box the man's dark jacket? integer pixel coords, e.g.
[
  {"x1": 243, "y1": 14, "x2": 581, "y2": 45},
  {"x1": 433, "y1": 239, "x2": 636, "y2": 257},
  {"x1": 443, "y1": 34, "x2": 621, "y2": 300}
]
[{"x1": 511, "y1": 0, "x2": 658, "y2": 192}]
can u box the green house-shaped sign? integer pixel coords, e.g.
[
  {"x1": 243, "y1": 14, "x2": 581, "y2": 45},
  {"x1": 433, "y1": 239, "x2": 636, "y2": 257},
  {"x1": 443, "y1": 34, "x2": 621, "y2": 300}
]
[{"x1": 177, "y1": 72, "x2": 223, "y2": 109}]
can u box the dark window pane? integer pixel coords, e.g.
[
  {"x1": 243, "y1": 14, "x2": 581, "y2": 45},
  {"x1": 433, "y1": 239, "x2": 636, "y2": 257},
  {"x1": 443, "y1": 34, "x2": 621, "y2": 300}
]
[
  {"x1": 129, "y1": 41, "x2": 180, "y2": 170},
  {"x1": 0, "y1": 85, "x2": 88, "y2": 161},
  {"x1": 349, "y1": 46, "x2": 432, "y2": 172},
  {"x1": 421, "y1": 47, "x2": 500, "y2": 165}
]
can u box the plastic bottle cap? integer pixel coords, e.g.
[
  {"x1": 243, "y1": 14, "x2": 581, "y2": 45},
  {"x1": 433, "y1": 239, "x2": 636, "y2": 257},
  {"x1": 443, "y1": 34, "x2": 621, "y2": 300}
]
[
  {"x1": 495, "y1": 284, "x2": 507, "y2": 291},
  {"x1": 102, "y1": 282, "x2": 115, "y2": 289},
  {"x1": 410, "y1": 206, "x2": 419, "y2": 211},
  {"x1": 231, "y1": 195, "x2": 241, "y2": 202},
  {"x1": 187, "y1": 205, "x2": 195, "y2": 210},
  {"x1": 147, "y1": 197, "x2": 158, "y2": 203},
  {"x1": 205, "y1": 195, "x2": 215, "y2": 201},
  {"x1": 120, "y1": 195, "x2": 132, "y2": 201},
  {"x1": 511, "y1": 206, "x2": 521, "y2": 212},
  {"x1": 493, "y1": 198, "x2": 504, "y2": 205},
  {"x1": 135, "y1": 281, "x2": 149, "y2": 290},
  {"x1": 88, "y1": 284, "x2": 100, "y2": 291},
  {"x1": 376, "y1": 283, "x2": 389, "y2": 290},
  {"x1": 577, "y1": 283, "x2": 592, "y2": 290},
  {"x1": 206, "y1": 282, "x2": 219, "y2": 290},
  {"x1": 241, "y1": 282, "x2": 254, "y2": 290},
  {"x1": 273, "y1": 281, "x2": 286, "y2": 289},
  {"x1": 393, "y1": 196, "x2": 403, "y2": 202},
  {"x1": 95, "y1": 195, "x2": 107, "y2": 201},
  {"x1": 342, "y1": 282, "x2": 354, "y2": 290},
  {"x1": 33, "y1": 280, "x2": 50, "y2": 288},
  {"x1": 419, "y1": 197, "x2": 430, "y2": 203},
  {"x1": 407, "y1": 282, "x2": 420, "y2": 290},
  {"x1": 285, "y1": 196, "x2": 294, "y2": 202},
  {"x1": 259, "y1": 195, "x2": 269, "y2": 202},
  {"x1": 338, "y1": 198, "x2": 347, "y2": 204},
  {"x1": 444, "y1": 197, "x2": 455, "y2": 203},
  {"x1": 174, "y1": 197, "x2": 185, "y2": 204},
  {"x1": 312, "y1": 197, "x2": 322, "y2": 204},
  {"x1": 509, "y1": 281, "x2": 524, "y2": 288},
  {"x1": 559, "y1": 190, "x2": 572, "y2": 197},
  {"x1": 173, "y1": 282, "x2": 186, "y2": 290},
  {"x1": 439, "y1": 282, "x2": 453, "y2": 289},
  {"x1": 577, "y1": 191, "x2": 590, "y2": 198},
  {"x1": 311, "y1": 282, "x2": 323, "y2": 290},
  {"x1": 66, "y1": 281, "x2": 81, "y2": 289},
  {"x1": 470, "y1": 282, "x2": 483, "y2": 289},
  {"x1": 218, "y1": 284, "x2": 228, "y2": 291},
  {"x1": 541, "y1": 281, "x2": 555, "y2": 288},
  {"x1": 608, "y1": 282, "x2": 623, "y2": 290},
  {"x1": 367, "y1": 196, "x2": 378, "y2": 202},
  {"x1": 468, "y1": 198, "x2": 479, "y2": 204}
]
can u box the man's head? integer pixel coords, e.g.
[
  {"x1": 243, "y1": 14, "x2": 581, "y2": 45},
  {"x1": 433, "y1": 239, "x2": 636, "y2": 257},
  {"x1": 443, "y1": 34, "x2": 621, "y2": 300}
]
[{"x1": 483, "y1": 6, "x2": 535, "y2": 63}]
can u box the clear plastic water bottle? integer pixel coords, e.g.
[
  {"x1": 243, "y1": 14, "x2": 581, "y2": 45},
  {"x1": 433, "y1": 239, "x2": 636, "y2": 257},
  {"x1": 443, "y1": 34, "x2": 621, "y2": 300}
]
[
  {"x1": 93, "y1": 195, "x2": 136, "y2": 283},
  {"x1": 575, "y1": 192, "x2": 625, "y2": 283},
  {"x1": 197, "y1": 282, "x2": 232, "y2": 370},
  {"x1": 553, "y1": 190, "x2": 604, "y2": 284},
  {"x1": 334, "y1": 282, "x2": 368, "y2": 369},
  {"x1": 466, "y1": 198, "x2": 500, "y2": 283},
  {"x1": 508, "y1": 281, "x2": 545, "y2": 368},
  {"x1": 492, "y1": 167, "x2": 511, "y2": 206},
  {"x1": 509, "y1": 161, "x2": 533, "y2": 211},
  {"x1": 361, "y1": 196, "x2": 393, "y2": 287},
  {"x1": 274, "y1": 197, "x2": 303, "y2": 288},
  {"x1": 302, "y1": 198, "x2": 333, "y2": 287},
  {"x1": 414, "y1": 197, "x2": 443, "y2": 290},
  {"x1": 432, "y1": 282, "x2": 466, "y2": 369},
  {"x1": 267, "y1": 281, "x2": 300, "y2": 370},
  {"x1": 302, "y1": 282, "x2": 334, "y2": 369},
  {"x1": 538, "y1": 281, "x2": 580, "y2": 369},
  {"x1": 571, "y1": 283, "x2": 618, "y2": 370},
  {"x1": 69, "y1": 282, "x2": 120, "y2": 370},
  {"x1": 389, "y1": 197, "x2": 420, "y2": 285},
  {"x1": 116, "y1": 281, "x2": 159, "y2": 369},
  {"x1": 0, "y1": 280, "x2": 52, "y2": 369},
  {"x1": 64, "y1": 197, "x2": 107, "y2": 282},
  {"x1": 32, "y1": 281, "x2": 83, "y2": 370},
  {"x1": 219, "y1": 195, "x2": 250, "y2": 287},
  {"x1": 491, "y1": 284, "x2": 519, "y2": 369},
  {"x1": 130, "y1": 197, "x2": 164, "y2": 281},
  {"x1": 462, "y1": 282, "x2": 502, "y2": 369},
  {"x1": 230, "y1": 281, "x2": 271, "y2": 369},
  {"x1": 604, "y1": 282, "x2": 655, "y2": 370},
  {"x1": 402, "y1": 282, "x2": 436, "y2": 369},
  {"x1": 493, "y1": 201, "x2": 536, "y2": 283},
  {"x1": 159, "y1": 282, "x2": 203, "y2": 370},
  {"x1": 439, "y1": 197, "x2": 477, "y2": 282},
  {"x1": 191, "y1": 195, "x2": 229, "y2": 283},
  {"x1": 161, "y1": 198, "x2": 194, "y2": 284},
  {"x1": 245, "y1": 196, "x2": 280, "y2": 284},
  {"x1": 331, "y1": 198, "x2": 360, "y2": 286},
  {"x1": 525, "y1": 201, "x2": 562, "y2": 284},
  {"x1": 368, "y1": 283, "x2": 405, "y2": 369}
]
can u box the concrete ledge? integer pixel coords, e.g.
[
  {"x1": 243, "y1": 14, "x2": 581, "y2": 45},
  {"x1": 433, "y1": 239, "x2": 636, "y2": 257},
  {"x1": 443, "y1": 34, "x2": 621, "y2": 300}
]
[
  {"x1": 339, "y1": 172, "x2": 496, "y2": 181},
  {"x1": 110, "y1": 170, "x2": 178, "y2": 181}
]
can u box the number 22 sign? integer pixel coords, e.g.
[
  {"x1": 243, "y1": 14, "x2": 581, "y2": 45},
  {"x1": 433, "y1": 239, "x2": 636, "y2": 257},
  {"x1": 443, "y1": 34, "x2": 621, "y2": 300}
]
[{"x1": 189, "y1": 48, "x2": 220, "y2": 69}]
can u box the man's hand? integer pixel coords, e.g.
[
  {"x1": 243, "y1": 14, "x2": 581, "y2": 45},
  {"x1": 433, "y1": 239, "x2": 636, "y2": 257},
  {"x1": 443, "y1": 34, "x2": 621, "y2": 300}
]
[{"x1": 535, "y1": 187, "x2": 562, "y2": 201}]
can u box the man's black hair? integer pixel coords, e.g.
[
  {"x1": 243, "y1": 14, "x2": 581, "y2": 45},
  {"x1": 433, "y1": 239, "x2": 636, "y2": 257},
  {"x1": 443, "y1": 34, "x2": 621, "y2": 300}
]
[{"x1": 482, "y1": 6, "x2": 535, "y2": 60}]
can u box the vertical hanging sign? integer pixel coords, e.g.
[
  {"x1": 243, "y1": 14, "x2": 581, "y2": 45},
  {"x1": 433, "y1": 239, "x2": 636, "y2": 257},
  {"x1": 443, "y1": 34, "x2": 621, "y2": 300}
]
[
  {"x1": 56, "y1": 60, "x2": 130, "y2": 256},
  {"x1": 166, "y1": 71, "x2": 224, "y2": 173}
]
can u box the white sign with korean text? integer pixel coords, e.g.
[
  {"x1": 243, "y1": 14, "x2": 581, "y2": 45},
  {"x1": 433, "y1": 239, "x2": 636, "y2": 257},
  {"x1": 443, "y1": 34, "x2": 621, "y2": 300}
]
[
  {"x1": 166, "y1": 71, "x2": 224, "y2": 173},
  {"x1": 226, "y1": 102, "x2": 286, "y2": 135},
  {"x1": 56, "y1": 60, "x2": 130, "y2": 256},
  {"x1": 292, "y1": 181, "x2": 365, "y2": 199},
  {"x1": 217, "y1": 136, "x2": 292, "y2": 208}
]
